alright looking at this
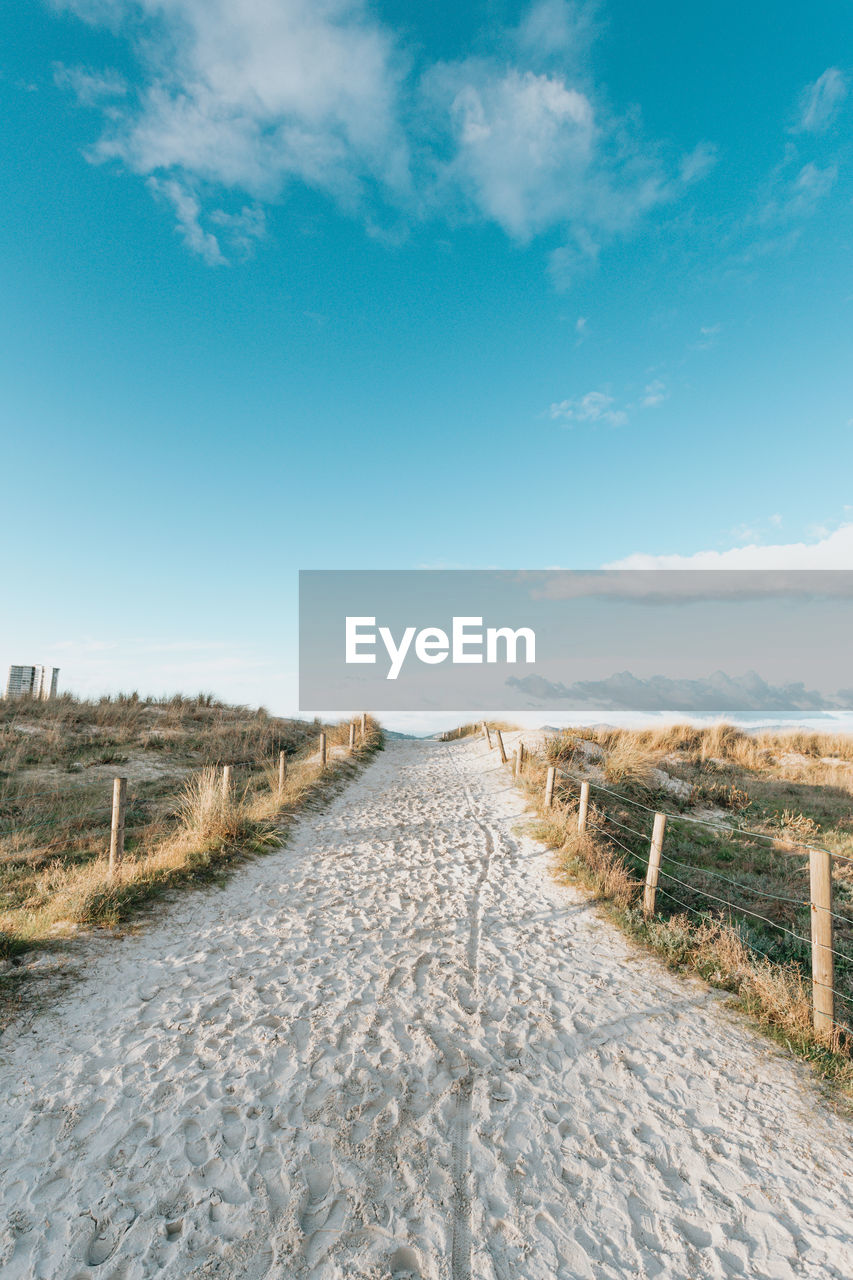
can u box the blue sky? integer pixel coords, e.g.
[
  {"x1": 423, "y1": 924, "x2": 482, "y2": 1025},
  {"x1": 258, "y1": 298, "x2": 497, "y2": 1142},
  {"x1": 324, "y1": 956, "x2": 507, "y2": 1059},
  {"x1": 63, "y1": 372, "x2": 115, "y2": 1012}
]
[{"x1": 1, "y1": 0, "x2": 852, "y2": 718}]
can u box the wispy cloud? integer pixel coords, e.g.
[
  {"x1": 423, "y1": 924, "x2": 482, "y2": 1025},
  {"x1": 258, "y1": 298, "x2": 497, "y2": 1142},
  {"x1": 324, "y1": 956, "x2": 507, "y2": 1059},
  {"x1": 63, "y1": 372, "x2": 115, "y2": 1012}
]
[
  {"x1": 550, "y1": 376, "x2": 668, "y2": 425},
  {"x1": 641, "y1": 379, "x2": 667, "y2": 408},
  {"x1": 794, "y1": 67, "x2": 847, "y2": 134},
  {"x1": 53, "y1": 0, "x2": 714, "y2": 267},
  {"x1": 725, "y1": 69, "x2": 846, "y2": 271},
  {"x1": 514, "y1": 0, "x2": 598, "y2": 63},
  {"x1": 53, "y1": 62, "x2": 127, "y2": 106},
  {"x1": 605, "y1": 522, "x2": 853, "y2": 570},
  {"x1": 758, "y1": 158, "x2": 837, "y2": 225},
  {"x1": 147, "y1": 178, "x2": 226, "y2": 266},
  {"x1": 550, "y1": 391, "x2": 627, "y2": 427},
  {"x1": 691, "y1": 322, "x2": 722, "y2": 350}
]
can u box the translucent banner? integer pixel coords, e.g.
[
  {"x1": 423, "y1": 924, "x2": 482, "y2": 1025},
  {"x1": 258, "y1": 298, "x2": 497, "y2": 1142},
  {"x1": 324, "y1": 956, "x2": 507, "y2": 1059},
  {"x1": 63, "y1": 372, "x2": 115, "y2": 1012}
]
[{"x1": 298, "y1": 570, "x2": 853, "y2": 714}]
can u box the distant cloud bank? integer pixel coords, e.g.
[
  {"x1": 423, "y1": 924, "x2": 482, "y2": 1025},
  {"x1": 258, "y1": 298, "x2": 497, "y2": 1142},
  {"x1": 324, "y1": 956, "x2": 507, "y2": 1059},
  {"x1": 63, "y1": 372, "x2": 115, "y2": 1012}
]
[
  {"x1": 507, "y1": 670, "x2": 849, "y2": 715},
  {"x1": 604, "y1": 523, "x2": 853, "y2": 570}
]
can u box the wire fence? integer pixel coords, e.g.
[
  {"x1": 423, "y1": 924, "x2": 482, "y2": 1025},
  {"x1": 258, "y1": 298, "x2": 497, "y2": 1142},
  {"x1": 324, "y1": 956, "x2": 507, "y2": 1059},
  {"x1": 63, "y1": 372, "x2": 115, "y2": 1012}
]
[
  {"x1": 471, "y1": 720, "x2": 853, "y2": 1050},
  {"x1": 544, "y1": 759, "x2": 853, "y2": 1044}
]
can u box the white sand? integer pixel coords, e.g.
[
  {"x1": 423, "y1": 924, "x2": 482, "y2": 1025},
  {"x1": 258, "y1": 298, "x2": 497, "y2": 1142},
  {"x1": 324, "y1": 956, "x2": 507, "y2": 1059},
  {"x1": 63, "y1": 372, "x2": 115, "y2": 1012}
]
[{"x1": 1, "y1": 736, "x2": 852, "y2": 1279}]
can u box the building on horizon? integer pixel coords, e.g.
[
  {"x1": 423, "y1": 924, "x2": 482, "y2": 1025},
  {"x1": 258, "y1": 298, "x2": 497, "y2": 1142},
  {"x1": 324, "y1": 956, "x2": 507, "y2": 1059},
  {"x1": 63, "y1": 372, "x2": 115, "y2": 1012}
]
[{"x1": 5, "y1": 665, "x2": 60, "y2": 700}]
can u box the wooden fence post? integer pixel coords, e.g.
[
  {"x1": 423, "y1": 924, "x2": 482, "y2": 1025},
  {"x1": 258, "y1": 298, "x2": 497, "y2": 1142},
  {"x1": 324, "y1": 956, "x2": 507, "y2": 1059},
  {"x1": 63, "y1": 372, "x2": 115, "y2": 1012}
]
[
  {"x1": 544, "y1": 766, "x2": 556, "y2": 809},
  {"x1": 810, "y1": 848, "x2": 835, "y2": 1040},
  {"x1": 319, "y1": 731, "x2": 327, "y2": 768},
  {"x1": 349, "y1": 722, "x2": 356, "y2": 751},
  {"x1": 361, "y1": 712, "x2": 367, "y2": 738},
  {"x1": 577, "y1": 781, "x2": 590, "y2": 833},
  {"x1": 278, "y1": 750, "x2": 287, "y2": 794},
  {"x1": 512, "y1": 744, "x2": 521, "y2": 778},
  {"x1": 108, "y1": 776, "x2": 127, "y2": 877},
  {"x1": 643, "y1": 813, "x2": 667, "y2": 915},
  {"x1": 484, "y1": 724, "x2": 493, "y2": 750},
  {"x1": 495, "y1": 729, "x2": 508, "y2": 764},
  {"x1": 221, "y1": 764, "x2": 232, "y2": 805}
]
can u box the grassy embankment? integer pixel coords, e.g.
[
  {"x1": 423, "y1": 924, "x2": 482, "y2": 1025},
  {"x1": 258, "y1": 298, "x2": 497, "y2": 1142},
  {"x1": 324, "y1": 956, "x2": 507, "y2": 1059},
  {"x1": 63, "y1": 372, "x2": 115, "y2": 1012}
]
[
  {"x1": 0, "y1": 694, "x2": 382, "y2": 960},
  {"x1": 501, "y1": 724, "x2": 853, "y2": 1091}
]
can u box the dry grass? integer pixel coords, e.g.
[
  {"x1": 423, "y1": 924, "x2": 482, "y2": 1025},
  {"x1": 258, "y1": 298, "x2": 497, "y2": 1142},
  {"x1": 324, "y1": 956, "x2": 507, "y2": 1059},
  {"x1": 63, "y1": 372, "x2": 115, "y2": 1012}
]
[
  {"x1": 438, "y1": 720, "x2": 518, "y2": 742},
  {"x1": 0, "y1": 699, "x2": 382, "y2": 958},
  {"x1": 547, "y1": 818, "x2": 638, "y2": 909},
  {"x1": 600, "y1": 738, "x2": 658, "y2": 794},
  {"x1": 0, "y1": 691, "x2": 314, "y2": 773},
  {"x1": 560, "y1": 722, "x2": 853, "y2": 788},
  {"x1": 508, "y1": 728, "x2": 853, "y2": 1090}
]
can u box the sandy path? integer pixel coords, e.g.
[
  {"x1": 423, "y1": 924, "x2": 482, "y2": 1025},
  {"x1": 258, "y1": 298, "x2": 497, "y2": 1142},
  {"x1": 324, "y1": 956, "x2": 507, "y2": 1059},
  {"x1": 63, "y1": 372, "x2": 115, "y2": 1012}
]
[{"x1": 1, "y1": 738, "x2": 853, "y2": 1279}]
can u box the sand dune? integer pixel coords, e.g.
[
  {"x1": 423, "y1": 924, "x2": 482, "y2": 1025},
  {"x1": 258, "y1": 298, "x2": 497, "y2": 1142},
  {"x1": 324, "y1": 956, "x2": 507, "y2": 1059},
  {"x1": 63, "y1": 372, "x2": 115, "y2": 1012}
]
[{"x1": 1, "y1": 737, "x2": 852, "y2": 1278}]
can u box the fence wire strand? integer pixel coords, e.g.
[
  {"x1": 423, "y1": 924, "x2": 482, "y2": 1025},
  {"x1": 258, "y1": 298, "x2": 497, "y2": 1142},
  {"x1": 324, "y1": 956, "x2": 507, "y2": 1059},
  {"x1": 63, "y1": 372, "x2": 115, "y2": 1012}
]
[
  {"x1": 652, "y1": 884, "x2": 853, "y2": 1037},
  {"x1": 548, "y1": 752, "x2": 853, "y2": 1038},
  {"x1": 552, "y1": 762, "x2": 853, "y2": 863}
]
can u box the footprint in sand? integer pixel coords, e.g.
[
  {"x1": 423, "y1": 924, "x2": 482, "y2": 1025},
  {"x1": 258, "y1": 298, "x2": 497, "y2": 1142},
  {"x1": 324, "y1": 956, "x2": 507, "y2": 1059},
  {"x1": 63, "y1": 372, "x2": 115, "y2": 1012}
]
[
  {"x1": 164, "y1": 1217, "x2": 183, "y2": 1243},
  {"x1": 31, "y1": 1169, "x2": 70, "y2": 1204},
  {"x1": 182, "y1": 1118, "x2": 209, "y2": 1166},
  {"x1": 302, "y1": 1192, "x2": 347, "y2": 1267},
  {"x1": 204, "y1": 1158, "x2": 250, "y2": 1205},
  {"x1": 220, "y1": 1108, "x2": 245, "y2": 1150},
  {"x1": 72, "y1": 1101, "x2": 108, "y2": 1142},
  {"x1": 303, "y1": 1160, "x2": 332, "y2": 1206},
  {"x1": 86, "y1": 1220, "x2": 120, "y2": 1267},
  {"x1": 299, "y1": 1152, "x2": 338, "y2": 1245},
  {"x1": 389, "y1": 1244, "x2": 423, "y2": 1276},
  {"x1": 257, "y1": 1148, "x2": 290, "y2": 1211}
]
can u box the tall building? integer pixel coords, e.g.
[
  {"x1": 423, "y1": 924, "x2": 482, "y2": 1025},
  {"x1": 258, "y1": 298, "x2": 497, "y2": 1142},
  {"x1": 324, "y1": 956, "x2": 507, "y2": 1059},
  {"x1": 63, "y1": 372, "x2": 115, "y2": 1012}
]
[{"x1": 5, "y1": 665, "x2": 59, "y2": 700}]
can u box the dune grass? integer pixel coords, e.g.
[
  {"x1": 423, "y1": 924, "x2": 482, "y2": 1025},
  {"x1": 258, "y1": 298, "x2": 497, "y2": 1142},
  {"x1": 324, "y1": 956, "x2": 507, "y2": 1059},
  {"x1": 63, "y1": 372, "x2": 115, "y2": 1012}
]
[
  {"x1": 500, "y1": 725, "x2": 853, "y2": 1093},
  {"x1": 0, "y1": 697, "x2": 382, "y2": 960}
]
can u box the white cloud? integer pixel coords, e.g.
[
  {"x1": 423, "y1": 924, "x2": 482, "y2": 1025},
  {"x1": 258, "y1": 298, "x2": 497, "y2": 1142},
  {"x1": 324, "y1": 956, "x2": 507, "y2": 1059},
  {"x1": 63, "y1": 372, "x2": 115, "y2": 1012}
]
[
  {"x1": 53, "y1": 0, "x2": 714, "y2": 266},
  {"x1": 425, "y1": 55, "x2": 714, "y2": 259},
  {"x1": 757, "y1": 159, "x2": 837, "y2": 226},
  {"x1": 786, "y1": 161, "x2": 837, "y2": 216},
  {"x1": 147, "y1": 177, "x2": 226, "y2": 264},
  {"x1": 605, "y1": 523, "x2": 853, "y2": 570},
  {"x1": 678, "y1": 141, "x2": 717, "y2": 183},
  {"x1": 515, "y1": 0, "x2": 595, "y2": 61},
  {"x1": 550, "y1": 391, "x2": 627, "y2": 427},
  {"x1": 547, "y1": 228, "x2": 600, "y2": 288},
  {"x1": 729, "y1": 522, "x2": 760, "y2": 544},
  {"x1": 58, "y1": 0, "x2": 410, "y2": 257},
  {"x1": 53, "y1": 62, "x2": 127, "y2": 105},
  {"x1": 435, "y1": 66, "x2": 595, "y2": 241},
  {"x1": 795, "y1": 67, "x2": 847, "y2": 133},
  {"x1": 210, "y1": 203, "x2": 267, "y2": 258},
  {"x1": 641, "y1": 379, "x2": 667, "y2": 408},
  {"x1": 690, "y1": 322, "x2": 722, "y2": 350}
]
